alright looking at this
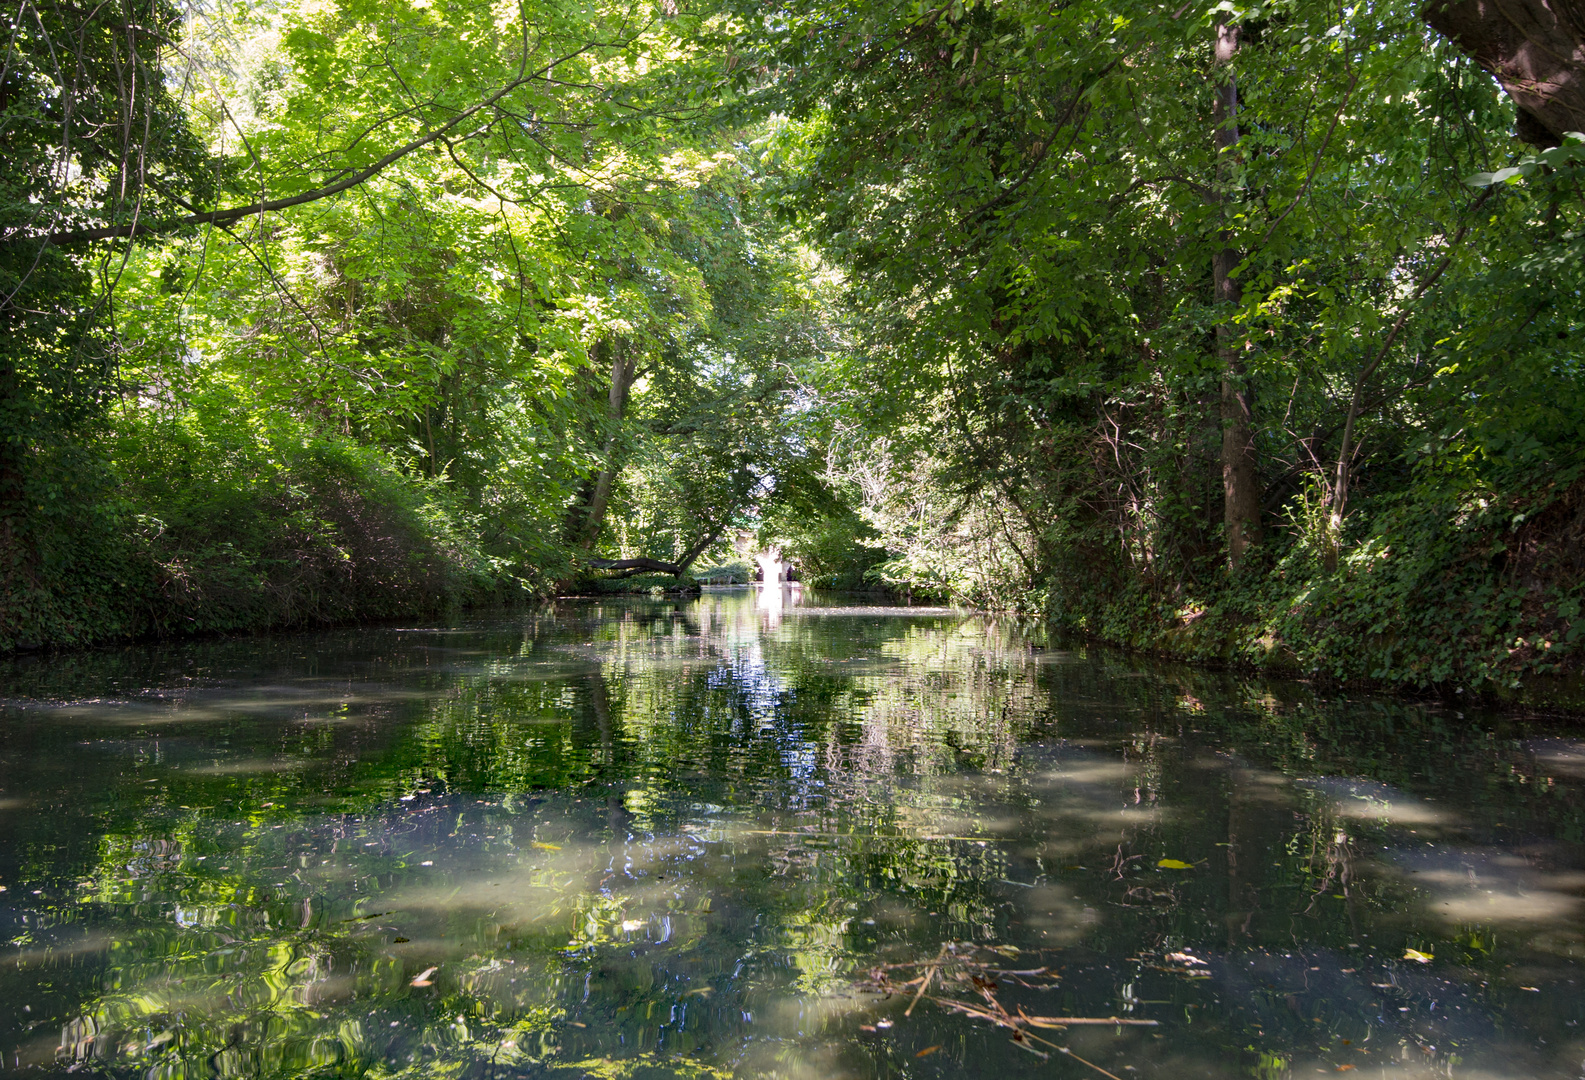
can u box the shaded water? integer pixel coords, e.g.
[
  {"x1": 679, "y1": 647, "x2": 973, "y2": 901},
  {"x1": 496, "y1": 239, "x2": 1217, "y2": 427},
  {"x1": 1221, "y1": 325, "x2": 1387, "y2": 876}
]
[{"x1": 2, "y1": 588, "x2": 1585, "y2": 1079}]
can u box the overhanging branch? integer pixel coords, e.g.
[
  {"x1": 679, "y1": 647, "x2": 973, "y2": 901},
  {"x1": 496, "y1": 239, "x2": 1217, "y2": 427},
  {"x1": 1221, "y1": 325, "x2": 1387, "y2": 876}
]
[
  {"x1": 589, "y1": 556, "x2": 685, "y2": 576},
  {"x1": 10, "y1": 38, "x2": 611, "y2": 247}
]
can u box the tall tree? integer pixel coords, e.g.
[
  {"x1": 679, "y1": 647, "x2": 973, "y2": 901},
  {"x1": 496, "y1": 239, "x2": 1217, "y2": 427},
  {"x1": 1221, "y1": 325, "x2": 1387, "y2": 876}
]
[{"x1": 1212, "y1": 15, "x2": 1262, "y2": 566}]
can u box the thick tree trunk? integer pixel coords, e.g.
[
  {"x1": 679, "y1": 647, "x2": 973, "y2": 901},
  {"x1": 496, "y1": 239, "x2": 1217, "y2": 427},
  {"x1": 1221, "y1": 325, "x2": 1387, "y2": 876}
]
[
  {"x1": 1213, "y1": 19, "x2": 1262, "y2": 567},
  {"x1": 574, "y1": 338, "x2": 638, "y2": 551},
  {"x1": 1424, "y1": 0, "x2": 1585, "y2": 147}
]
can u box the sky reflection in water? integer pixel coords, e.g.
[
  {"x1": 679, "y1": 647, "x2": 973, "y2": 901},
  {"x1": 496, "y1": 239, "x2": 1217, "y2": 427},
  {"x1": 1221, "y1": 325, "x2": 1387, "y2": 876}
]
[{"x1": 2, "y1": 588, "x2": 1585, "y2": 1078}]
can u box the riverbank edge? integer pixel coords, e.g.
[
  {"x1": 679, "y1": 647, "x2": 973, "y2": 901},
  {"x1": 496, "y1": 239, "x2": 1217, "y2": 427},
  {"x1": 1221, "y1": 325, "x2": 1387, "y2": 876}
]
[
  {"x1": 1039, "y1": 620, "x2": 1585, "y2": 718},
  {"x1": 6, "y1": 579, "x2": 1582, "y2": 717}
]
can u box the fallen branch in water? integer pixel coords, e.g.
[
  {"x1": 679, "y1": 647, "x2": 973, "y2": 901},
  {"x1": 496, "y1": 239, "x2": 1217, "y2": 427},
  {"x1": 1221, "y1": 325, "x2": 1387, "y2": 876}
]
[
  {"x1": 859, "y1": 943, "x2": 1153, "y2": 1080},
  {"x1": 1024, "y1": 1015, "x2": 1160, "y2": 1027},
  {"x1": 929, "y1": 996, "x2": 1158, "y2": 1029}
]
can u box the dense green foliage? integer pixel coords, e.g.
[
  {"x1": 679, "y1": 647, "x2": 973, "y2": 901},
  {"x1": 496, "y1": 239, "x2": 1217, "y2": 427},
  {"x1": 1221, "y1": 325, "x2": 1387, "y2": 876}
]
[
  {"x1": 1, "y1": 0, "x2": 1581, "y2": 690},
  {"x1": 736, "y1": 0, "x2": 1585, "y2": 688}
]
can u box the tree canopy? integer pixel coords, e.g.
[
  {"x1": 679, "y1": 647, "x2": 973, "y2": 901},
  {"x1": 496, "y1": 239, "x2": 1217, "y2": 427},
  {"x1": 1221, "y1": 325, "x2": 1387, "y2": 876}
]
[{"x1": 1, "y1": 0, "x2": 1582, "y2": 688}]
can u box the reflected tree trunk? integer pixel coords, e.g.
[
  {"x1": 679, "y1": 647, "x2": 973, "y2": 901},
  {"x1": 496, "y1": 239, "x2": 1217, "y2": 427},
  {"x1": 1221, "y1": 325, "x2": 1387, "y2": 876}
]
[{"x1": 584, "y1": 671, "x2": 632, "y2": 837}]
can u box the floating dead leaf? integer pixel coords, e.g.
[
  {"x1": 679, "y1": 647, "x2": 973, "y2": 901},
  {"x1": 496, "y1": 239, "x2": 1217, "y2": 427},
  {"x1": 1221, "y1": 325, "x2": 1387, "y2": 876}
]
[
  {"x1": 1157, "y1": 858, "x2": 1195, "y2": 870},
  {"x1": 1403, "y1": 949, "x2": 1433, "y2": 963},
  {"x1": 410, "y1": 966, "x2": 438, "y2": 987},
  {"x1": 916, "y1": 1045, "x2": 942, "y2": 1058}
]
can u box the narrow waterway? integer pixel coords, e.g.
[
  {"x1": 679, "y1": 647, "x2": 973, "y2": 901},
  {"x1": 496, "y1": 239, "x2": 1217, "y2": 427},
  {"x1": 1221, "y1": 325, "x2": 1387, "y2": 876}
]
[{"x1": 2, "y1": 588, "x2": 1583, "y2": 1079}]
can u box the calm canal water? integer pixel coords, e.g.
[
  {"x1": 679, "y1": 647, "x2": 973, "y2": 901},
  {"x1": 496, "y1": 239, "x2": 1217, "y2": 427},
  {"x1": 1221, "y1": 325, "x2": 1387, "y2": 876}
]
[{"x1": 2, "y1": 588, "x2": 1584, "y2": 1079}]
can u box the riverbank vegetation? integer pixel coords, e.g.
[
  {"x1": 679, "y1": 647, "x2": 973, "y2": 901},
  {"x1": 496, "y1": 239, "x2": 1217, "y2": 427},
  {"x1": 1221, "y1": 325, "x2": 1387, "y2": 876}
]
[{"x1": 3, "y1": 0, "x2": 1582, "y2": 690}]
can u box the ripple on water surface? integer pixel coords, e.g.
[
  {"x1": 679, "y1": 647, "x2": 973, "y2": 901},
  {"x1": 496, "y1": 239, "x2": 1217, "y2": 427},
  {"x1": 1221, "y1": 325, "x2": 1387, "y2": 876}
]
[{"x1": 0, "y1": 588, "x2": 1583, "y2": 1078}]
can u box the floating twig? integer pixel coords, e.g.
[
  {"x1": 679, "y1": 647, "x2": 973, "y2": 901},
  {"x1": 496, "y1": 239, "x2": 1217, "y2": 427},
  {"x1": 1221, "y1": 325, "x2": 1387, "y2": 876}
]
[
  {"x1": 905, "y1": 944, "x2": 947, "y2": 1017},
  {"x1": 1022, "y1": 1014, "x2": 1159, "y2": 1028}
]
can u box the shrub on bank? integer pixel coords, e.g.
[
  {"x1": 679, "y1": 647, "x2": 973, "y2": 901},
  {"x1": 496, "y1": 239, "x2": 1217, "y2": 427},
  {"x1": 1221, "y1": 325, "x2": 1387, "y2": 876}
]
[
  {"x1": 1047, "y1": 473, "x2": 1585, "y2": 692},
  {"x1": 0, "y1": 398, "x2": 511, "y2": 651},
  {"x1": 571, "y1": 572, "x2": 700, "y2": 596}
]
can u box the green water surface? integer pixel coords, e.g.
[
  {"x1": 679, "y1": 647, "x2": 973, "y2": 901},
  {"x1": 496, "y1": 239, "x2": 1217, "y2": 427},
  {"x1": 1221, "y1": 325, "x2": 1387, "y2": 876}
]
[{"x1": 2, "y1": 588, "x2": 1584, "y2": 1079}]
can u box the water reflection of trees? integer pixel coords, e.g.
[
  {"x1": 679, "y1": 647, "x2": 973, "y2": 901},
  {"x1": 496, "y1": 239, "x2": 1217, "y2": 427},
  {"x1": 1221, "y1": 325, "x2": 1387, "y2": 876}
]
[{"x1": 7, "y1": 595, "x2": 1585, "y2": 1077}]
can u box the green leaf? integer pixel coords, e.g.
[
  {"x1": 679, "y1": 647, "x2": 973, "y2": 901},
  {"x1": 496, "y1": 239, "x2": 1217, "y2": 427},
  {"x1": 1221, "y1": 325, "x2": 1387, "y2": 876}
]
[{"x1": 1465, "y1": 166, "x2": 1529, "y2": 187}]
